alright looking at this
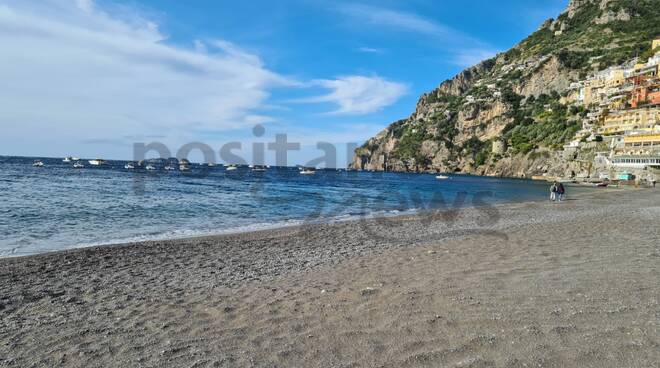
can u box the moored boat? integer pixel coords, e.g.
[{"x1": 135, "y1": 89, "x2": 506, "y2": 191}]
[
  {"x1": 88, "y1": 159, "x2": 105, "y2": 166},
  {"x1": 435, "y1": 175, "x2": 449, "y2": 180},
  {"x1": 300, "y1": 167, "x2": 316, "y2": 175}
]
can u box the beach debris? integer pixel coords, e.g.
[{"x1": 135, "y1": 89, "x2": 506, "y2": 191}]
[{"x1": 360, "y1": 287, "x2": 379, "y2": 296}]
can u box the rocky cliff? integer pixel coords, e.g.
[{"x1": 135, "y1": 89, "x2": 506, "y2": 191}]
[{"x1": 351, "y1": 0, "x2": 660, "y2": 178}]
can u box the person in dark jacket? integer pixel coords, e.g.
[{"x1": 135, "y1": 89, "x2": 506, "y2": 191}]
[{"x1": 557, "y1": 182, "x2": 565, "y2": 202}]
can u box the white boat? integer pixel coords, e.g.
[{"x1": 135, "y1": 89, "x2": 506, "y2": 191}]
[
  {"x1": 164, "y1": 165, "x2": 175, "y2": 171},
  {"x1": 300, "y1": 168, "x2": 316, "y2": 175},
  {"x1": 206, "y1": 162, "x2": 216, "y2": 167},
  {"x1": 225, "y1": 165, "x2": 237, "y2": 171},
  {"x1": 124, "y1": 163, "x2": 135, "y2": 170},
  {"x1": 252, "y1": 165, "x2": 267, "y2": 172},
  {"x1": 63, "y1": 156, "x2": 73, "y2": 162},
  {"x1": 32, "y1": 160, "x2": 44, "y2": 167},
  {"x1": 73, "y1": 162, "x2": 84, "y2": 168},
  {"x1": 88, "y1": 159, "x2": 105, "y2": 166},
  {"x1": 179, "y1": 164, "x2": 190, "y2": 171},
  {"x1": 72, "y1": 157, "x2": 80, "y2": 161},
  {"x1": 146, "y1": 164, "x2": 156, "y2": 171},
  {"x1": 435, "y1": 175, "x2": 449, "y2": 180}
]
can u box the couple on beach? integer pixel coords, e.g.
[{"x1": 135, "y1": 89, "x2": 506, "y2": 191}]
[{"x1": 550, "y1": 181, "x2": 565, "y2": 202}]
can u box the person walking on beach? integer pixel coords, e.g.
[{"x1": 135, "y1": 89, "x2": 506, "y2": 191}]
[
  {"x1": 557, "y1": 182, "x2": 566, "y2": 202},
  {"x1": 550, "y1": 182, "x2": 557, "y2": 202}
]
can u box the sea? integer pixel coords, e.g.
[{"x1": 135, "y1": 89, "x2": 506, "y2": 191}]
[{"x1": 0, "y1": 155, "x2": 581, "y2": 257}]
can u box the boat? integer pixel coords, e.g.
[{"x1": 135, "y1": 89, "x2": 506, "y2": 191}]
[
  {"x1": 225, "y1": 165, "x2": 237, "y2": 171},
  {"x1": 252, "y1": 165, "x2": 267, "y2": 172},
  {"x1": 164, "y1": 165, "x2": 175, "y2": 171},
  {"x1": 72, "y1": 157, "x2": 80, "y2": 161},
  {"x1": 32, "y1": 160, "x2": 44, "y2": 167},
  {"x1": 300, "y1": 167, "x2": 316, "y2": 175},
  {"x1": 63, "y1": 156, "x2": 73, "y2": 162},
  {"x1": 73, "y1": 162, "x2": 84, "y2": 169},
  {"x1": 435, "y1": 175, "x2": 449, "y2": 180},
  {"x1": 206, "y1": 162, "x2": 216, "y2": 167},
  {"x1": 124, "y1": 163, "x2": 135, "y2": 170},
  {"x1": 179, "y1": 164, "x2": 190, "y2": 171},
  {"x1": 145, "y1": 164, "x2": 156, "y2": 171},
  {"x1": 596, "y1": 182, "x2": 609, "y2": 187},
  {"x1": 88, "y1": 159, "x2": 105, "y2": 166}
]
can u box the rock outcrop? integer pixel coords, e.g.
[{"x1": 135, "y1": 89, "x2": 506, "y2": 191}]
[{"x1": 350, "y1": 0, "x2": 659, "y2": 178}]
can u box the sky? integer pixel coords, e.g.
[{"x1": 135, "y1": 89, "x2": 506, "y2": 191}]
[{"x1": 0, "y1": 0, "x2": 569, "y2": 166}]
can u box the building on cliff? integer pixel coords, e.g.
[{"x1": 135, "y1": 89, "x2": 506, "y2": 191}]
[{"x1": 599, "y1": 107, "x2": 660, "y2": 135}]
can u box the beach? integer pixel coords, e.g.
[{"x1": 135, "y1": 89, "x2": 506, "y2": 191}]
[{"x1": 1, "y1": 188, "x2": 659, "y2": 367}]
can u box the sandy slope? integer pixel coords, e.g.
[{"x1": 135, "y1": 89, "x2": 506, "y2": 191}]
[{"x1": 1, "y1": 188, "x2": 659, "y2": 367}]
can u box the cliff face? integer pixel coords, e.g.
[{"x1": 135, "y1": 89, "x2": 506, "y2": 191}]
[{"x1": 351, "y1": 0, "x2": 660, "y2": 178}]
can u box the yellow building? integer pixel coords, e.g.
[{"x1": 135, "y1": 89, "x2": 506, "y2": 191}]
[
  {"x1": 621, "y1": 133, "x2": 660, "y2": 155},
  {"x1": 600, "y1": 107, "x2": 660, "y2": 134},
  {"x1": 605, "y1": 69, "x2": 626, "y2": 87},
  {"x1": 583, "y1": 79, "x2": 605, "y2": 105}
]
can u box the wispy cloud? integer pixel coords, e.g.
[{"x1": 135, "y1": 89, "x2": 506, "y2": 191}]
[
  {"x1": 296, "y1": 76, "x2": 408, "y2": 115},
  {"x1": 338, "y1": 3, "x2": 498, "y2": 67},
  {"x1": 357, "y1": 47, "x2": 384, "y2": 54},
  {"x1": 0, "y1": 0, "x2": 293, "y2": 152},
  {"x1": 452, "y1": 48, "x2": 499, "y2": 68}
]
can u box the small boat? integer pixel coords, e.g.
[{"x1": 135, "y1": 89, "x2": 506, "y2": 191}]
[
  {"x1": 88, "y1": 159, "x2": 105, "y2": 166},
  {"x1": 225, "y1": 165, "x2": 237, "y2": 171},
  {"x1": 179, "y1": 164, "x2": 190, "y2": 171},
  {"x1": 72, "y1": 157, "x2": 80, "y2": 161},
  {"x1": 596, "y1": 182, "x2": 609, "y2": 188},
  {"x1": 252, "y1": 165, "x2": 267, "y2": 172},
  {"x1": 145, "y1": 164, "x2": 156, "y2": 171},
  {"x1": 124, "y1": 163, "x2": 135, "y2": 170},
  {"x1": 73, "y1": 162, "x2": 84, "y2": 169},
  {"x1": 206, "y1": 162, "x2": 216, "y2": 167},
  {"x1": 32, "y1": 160, "x2": 44, "y2": 167},
  {"x1": 63, "y1": 156, "x2": 73, "y2": 162},
  {"x1": 435, "y1": 175, "x2": 449, "y2": 180},
  {"x1": 300, "y1": 168, "x2": 316, "y2": 175},
  {"x1": 164, "y1": 165, "x2": 175, "y2": 171}
]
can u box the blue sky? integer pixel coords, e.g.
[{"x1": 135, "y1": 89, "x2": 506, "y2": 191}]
[{"x1": 0, "y1": 0, "x2": 568, "y2": 166}]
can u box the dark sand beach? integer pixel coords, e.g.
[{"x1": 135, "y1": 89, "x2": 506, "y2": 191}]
[{"x1": 1, "y1": 188, "x2": 659, "y2": 367}]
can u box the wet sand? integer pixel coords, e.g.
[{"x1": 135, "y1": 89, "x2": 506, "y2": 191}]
[{"x1": 1, "y1": 188, "x2": 659, "y2": 367}]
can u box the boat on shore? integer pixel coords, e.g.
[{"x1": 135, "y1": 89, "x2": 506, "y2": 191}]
[{"x1": 88, "y1": 159, "x2": 105, "y2": 166}]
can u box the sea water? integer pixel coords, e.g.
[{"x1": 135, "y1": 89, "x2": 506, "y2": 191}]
[{"x1": 0, "y1": 156, "x2": 578, "y2": 257}]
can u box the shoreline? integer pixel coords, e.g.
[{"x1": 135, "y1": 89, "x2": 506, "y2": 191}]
[{"x1": 1, "y1": 183, "x2": 606, "y2": 260}]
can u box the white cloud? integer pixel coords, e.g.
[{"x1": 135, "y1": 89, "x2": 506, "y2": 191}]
[
  {"x1": 338, "y1": 3, "x2": 499, "y2": 68},
  {"x1": 339, "y1": 4, "x2": 478, "y2": 43},
  {"x1": 357, "y1": 47, "x2": 384, "y2": 54},
  {"x1": 0, "y1": 0, "x2": 293, "y2": 156},
  {"x1": 298, "y1": 76, "x2": 407, "y2": 115},
  {"x1": 452, "y1": 48, "x2": 499, "y2": 68}
]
